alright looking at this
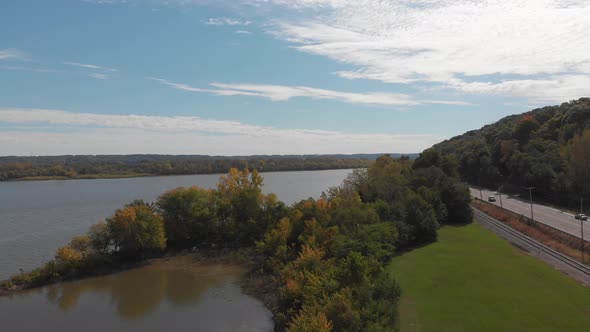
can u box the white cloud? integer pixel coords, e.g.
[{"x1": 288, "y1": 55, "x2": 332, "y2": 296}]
[
  {"x1": 149, "y1": 77, "x2": 470, "y2": 106},
  {"x1": 448, "y1": 75, "x2": 590, "y2": 103},
  {"x1": 265, "y1": 0, "x2": 590, "y2": 102},
  {"x1": 0, "y1": 108, "x2": 443, "y2": 155},
  {"x1": 235, "y1": 30, "x2": 252, "y2": 34},
  {"x1": 63, "y1": 61, "x2": 117, "y2": 72},
  {"x1": 205, "y1": 17, "x2": 252, "y2": 26},
  {"x1": 88, "y1": 73, "x2": 110, "y2": 80},
  {"x1": 0, "y1": 48, "x2": 27, "y2": 61}
]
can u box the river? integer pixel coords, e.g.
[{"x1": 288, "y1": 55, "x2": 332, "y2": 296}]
[{"x1": 0, "y1": 169, "x2": 352, "y2": 331}]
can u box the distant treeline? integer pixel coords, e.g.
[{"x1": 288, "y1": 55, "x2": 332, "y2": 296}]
[
  {"x1": 430, "y1": 98, "x2": 590, "y2": 209},
  {"x1": 0, "y1": 154, "x2": 416, "y2": 181}
]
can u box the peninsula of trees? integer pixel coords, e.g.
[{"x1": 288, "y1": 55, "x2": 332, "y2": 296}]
[
  {"x1": 0, "y1": 154, "x2": 413, "y2": 181},
  {"x1": 1, "y1": 153, "x2": 471, "y2": 331}
]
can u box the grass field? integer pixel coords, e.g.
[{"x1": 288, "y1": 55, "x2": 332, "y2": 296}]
[{"x1": 387, "y1": 223, "x2": 590, "y2": 332}]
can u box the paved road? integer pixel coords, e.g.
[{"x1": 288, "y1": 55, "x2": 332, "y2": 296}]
[{"x1": 470, "y1": 187, "x2": 590, "y2": 239}]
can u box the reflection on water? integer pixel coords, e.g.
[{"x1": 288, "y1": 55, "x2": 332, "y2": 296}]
[
  {"x1": 0, "y1": 257, "x2": 273, "y2": 332},
  {"x1": 46, "y1": 257, "x2": 227, "y2": 319}
]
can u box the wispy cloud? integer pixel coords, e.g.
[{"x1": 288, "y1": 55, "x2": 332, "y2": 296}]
[
  {"x1": 205, "y1": 17, "x2": 252, "y2": 26},
  {"x1": 0, "y1": 48, "x2": 27, "y2": 61},
  {"x1": 235, "y1": 30, "x2": 252, "y2": 34},
  {"x1": 265, "y1": 0, "x2": 590, "y2": 102},
  {"x1": 447, "y1": 75, "x2": 590, "y2": 103},
  {"x1": 149, "y1": 77, "x2": 470, "y2": 106},
  {"x1": 63, "y1": 61, "x2": 117, "y2": 72},
  {"x1": 88, "y1": 73, "x2": 110, "y2": 80},
  {"x1": 0, "y1": 108, "x2": 444, "y2": 155}
]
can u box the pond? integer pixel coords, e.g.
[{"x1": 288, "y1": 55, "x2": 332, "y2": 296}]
[{"x1": 0, "y1": 256, "x2": 273, "y2": 332}]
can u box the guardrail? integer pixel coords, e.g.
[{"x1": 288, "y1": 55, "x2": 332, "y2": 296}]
[
  {"x1": 472, "y1": 197, "x2": 589, "y2": 244},
  {"x1": 473, "y1": 208, "x2": 590, "y2": 277}
]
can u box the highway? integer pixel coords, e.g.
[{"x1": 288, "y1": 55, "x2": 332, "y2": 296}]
[{"x1": 470, "y1": 187, "x2": 590, "y2": 240}]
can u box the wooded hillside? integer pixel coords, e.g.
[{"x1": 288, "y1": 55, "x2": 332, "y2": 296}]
[{"x1": 431, "y1": 98, "x2": 590, "y2": 209}]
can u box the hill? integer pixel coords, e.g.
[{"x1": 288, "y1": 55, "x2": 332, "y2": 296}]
[{"x1": 430, "y1": 98, "x2": 590, "y2": 209}]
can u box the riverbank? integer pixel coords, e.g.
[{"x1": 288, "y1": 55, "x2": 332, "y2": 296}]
[
  {"x1": 2, "y1": 166, "x2": 363, "y2": 183},
  {"x1": 0, "y1": 248, "x2": 262, "y2": 296}
]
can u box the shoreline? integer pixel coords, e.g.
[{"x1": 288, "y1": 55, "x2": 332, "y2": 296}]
[
  {"x1": 0, "y1": 248, "x2": 274, "y2": 299},
  {"x1": 1, "y1": 166, "x2": 361, "y2": 183}
]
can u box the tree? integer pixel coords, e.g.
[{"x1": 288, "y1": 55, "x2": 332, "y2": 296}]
[
  {"x1": 157, "y1": 186, "x2": 215, "y2": 248},
  {"x1": 404, "y1": 192, "x2": 439, "y2": 243},
  {"x1": 288, "y1": 307, "x2": 333, "y2": 332},
  {"x1": 564, "y1": 129, "x2": 590, "y2": 198},
  {"x1": 88, "y1": 222, "x2": 111, "y2": 254},
  {"x1": 337, "y1": 252, "x2": 371, "y2": 287},
  {"x1": 514, "y1": 114, "x2": 540, "y2": 144},
  {"x1": 106, "y1": 201, "x2": 166, "y2": 255},
  {"x1": 441, "y1": 182, "x2": 473, "y2": 224}
]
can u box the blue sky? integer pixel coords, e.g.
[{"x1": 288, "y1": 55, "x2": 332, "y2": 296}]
[{"x1": 1, "y1": 0, "x2": 589, "y2": 155}]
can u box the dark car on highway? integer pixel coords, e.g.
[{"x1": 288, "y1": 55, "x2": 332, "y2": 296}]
[{"x1": 575, "y1": 214, "x2": 588, "y2": 221}]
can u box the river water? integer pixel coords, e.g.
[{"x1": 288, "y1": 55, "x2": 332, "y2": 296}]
[{"x1": 0, "y1": 169, "x2": 352, "y2": 331}]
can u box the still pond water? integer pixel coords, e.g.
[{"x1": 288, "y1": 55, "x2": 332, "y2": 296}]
[
  {"x1": 0, "y1": 256, "x2": 273, "y2": 332},
  {"x1": 0, "y1": 169, "x2": 352, "y2": 331}
]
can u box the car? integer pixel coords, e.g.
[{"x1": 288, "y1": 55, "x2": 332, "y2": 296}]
[
  {"x1": 488, "y1": 196, "x2": 496, "y2": 202},
  {"x1": 575, "y1": 214, "x2": 588, "y2": 221}
]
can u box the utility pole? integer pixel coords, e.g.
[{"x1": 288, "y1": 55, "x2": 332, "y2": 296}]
[
  {"x1": 525, "y1": 187, "x2": 535, "y2": 221},
  {"x1": 580, "y1": 217, "x2": 584, "y2": 264},
  {"x1": 581, "y1": 196, "x2": 585, "y2": 264},
  {"x1": 497, "y1": 185, "x2": 504, "y2": 208},
  {"x1": 478, "y1": 175, "x2": 483, "y2": 200}
]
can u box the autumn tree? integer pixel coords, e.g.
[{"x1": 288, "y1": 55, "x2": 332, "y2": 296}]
[
  {"x1": 564, "y1": 129, "x2": 590, "y2": 198},
  {"x1": 106, "y1": 200, "x2": 166, "y2": 255}
]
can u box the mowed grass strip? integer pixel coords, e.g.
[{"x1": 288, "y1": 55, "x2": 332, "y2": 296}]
[{"x1": 387, "y1": 223, "x2": 590, "y2": 332}]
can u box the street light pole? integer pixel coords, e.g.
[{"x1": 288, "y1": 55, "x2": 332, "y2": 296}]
[
  {"x1": 525, "y1": 187, "x2": 535, "y2": 221},
  {"x1": 498, "y1": 192, "x2": 503, "y2": 208}
]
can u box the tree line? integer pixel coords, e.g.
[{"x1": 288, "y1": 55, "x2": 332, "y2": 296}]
[
  {"x1": 1, "y1": 153, "x2": 472, "y2": 331},
  {"x1": 431, "y1": 98, "x2": 590, "y2": 209},
  {"x1": 0, "y1": 154, "x2": 377, "y2": 181}
]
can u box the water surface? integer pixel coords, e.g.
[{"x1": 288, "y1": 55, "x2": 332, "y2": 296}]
[{"x1": 0, "y1": 256, "x2": 273, "y2": 332}]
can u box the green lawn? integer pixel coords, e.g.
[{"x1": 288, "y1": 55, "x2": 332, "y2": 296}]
[{"x1": 387, "y1": 223, "x2": 590, "y2": 332}]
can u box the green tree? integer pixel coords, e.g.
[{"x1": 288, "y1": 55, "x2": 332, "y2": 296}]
[
  {"x1": 157, "y1": 186, "x2": 215, "y2": 248},
  {"x1": 404, "y1": 192, "x2": 439, "y2": 243}
]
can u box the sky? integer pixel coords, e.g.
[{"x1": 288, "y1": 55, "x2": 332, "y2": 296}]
[{"x1": 1, "y1": 0, "x2": 589, "y2": 156}]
